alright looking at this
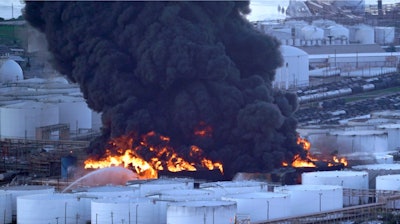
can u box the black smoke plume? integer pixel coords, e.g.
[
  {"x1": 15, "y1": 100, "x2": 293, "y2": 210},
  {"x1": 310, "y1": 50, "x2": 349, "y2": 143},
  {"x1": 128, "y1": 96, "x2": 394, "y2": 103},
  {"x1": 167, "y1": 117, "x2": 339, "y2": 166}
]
[{"x1": 24, "y1": 1, "x2": 303, "y2": 178}]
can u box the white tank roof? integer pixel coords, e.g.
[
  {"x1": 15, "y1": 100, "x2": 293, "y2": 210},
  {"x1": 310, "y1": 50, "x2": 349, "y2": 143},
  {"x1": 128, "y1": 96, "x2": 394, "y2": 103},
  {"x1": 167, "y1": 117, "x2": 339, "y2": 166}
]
[
  {"x1": 330, "y1": 129, "x2": 386, "y2": 136},
  {"x1": 281, "y1": 45, "x2": 308, "y2": 57},
  {"x1": 0, "y1": 59, "x2": 23, "y2": 83},
  {"x1": 352, "y1": 164, "x2": 400, "y2": 171}
]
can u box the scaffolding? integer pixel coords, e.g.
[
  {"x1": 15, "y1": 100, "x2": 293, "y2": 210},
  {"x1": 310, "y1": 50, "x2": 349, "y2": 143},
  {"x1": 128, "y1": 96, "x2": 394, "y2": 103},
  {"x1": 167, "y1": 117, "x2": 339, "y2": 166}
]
[{"x1": 0, "y1": 138, "x2": 89, "y2": 177}]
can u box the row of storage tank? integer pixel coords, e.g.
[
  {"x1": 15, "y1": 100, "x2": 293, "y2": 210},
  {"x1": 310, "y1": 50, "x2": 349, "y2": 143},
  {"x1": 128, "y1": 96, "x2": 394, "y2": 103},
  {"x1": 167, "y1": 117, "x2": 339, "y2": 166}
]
[
  {"x1": 2, "y1": 166, "x2": 400, "y2": 224},
  {"x1": 258, "y1": 19, "x2": 396, "y2": 45},
  {"x1": 298, "y1": 109, "x2": 400, "y2": 154}
]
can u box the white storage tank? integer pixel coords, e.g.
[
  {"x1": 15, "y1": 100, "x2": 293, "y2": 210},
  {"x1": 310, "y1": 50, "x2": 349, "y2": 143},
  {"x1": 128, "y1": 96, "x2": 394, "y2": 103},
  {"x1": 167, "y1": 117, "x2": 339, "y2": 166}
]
[
  {"x1": 56, "y1": 97, "x2": 92, "y2": 131},
  {"x1": 274, "y1": 185, "x2": 343, "y2": 217},
  {"x1": 301, "y1": 25, "x2": 324, "y2": 41},
  {"x1": 350, "y1": 25, "x2": 375, "y2": 44},
  {"x1": 17, "y1": 193, "x2": 84, "y2": 224},
  {"x1": 376, "y1": 174, "x2": 400, "y2": 208},
  {"x1": 222, "y1": 192, "x2": 290, "y2": 222},
  {"x1": 328, "y1": 130, "x2": 388, "y2": 154},
  {"x1": 376, "y1": 174, "x2": 400, "y2": 191},
  {"x1": 301, "y1": 170, "x2": 368, "y2": 206},
  {"x1": 274, "y1": 45, "x2": 309, "y2": 90},
  {"x1": 0, "y1": 59, "x2": 23, "y2": 83},
  {"x1": 73, "y1": 185, "x2": 139, "y2": 223},
  {"x1": 324, "y1": 25, "x2": 349, "y2": 44},
  {"x1": 91, "y1": 197, "x2": 160, "y2": 224},
  {"x1": 73, "y1": 185, "x2": 138, "y2": 198},
  {"x1": 167, "y1": 200, "x2": 237, "y2": 224},
  {"x1": 375, "y1": 26, "x2": 395, "y2": 45},
  {"x1": 0, "y1": 101, "x2": 59, "y2": 139},
  {"x1": 378, "y1": 123, "x2": 400, "y2": 151},
  {"x1": 352, "y1": 164, "x2": 400, "y2": 189},
  {"x1": 0, "y1": 192, "x2": 12, "y2": 224},
  {"x1": 0, "y1": 185, "x2": 55, "y2": 217},
  {"x1": 148, "y1": 189, "x2": 216, "y2": 201},
  {"x1": 127, "y1": 178, "x2": 194, "y2": 197},
  {"x1": 200, "y1": 181, "x2": 268, "y2": 197}
]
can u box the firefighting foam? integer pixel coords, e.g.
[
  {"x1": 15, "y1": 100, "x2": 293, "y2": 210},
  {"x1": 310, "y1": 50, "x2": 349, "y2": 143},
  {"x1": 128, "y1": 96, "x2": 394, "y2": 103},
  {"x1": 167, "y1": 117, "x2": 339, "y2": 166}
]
[{"x1": 24, "y1": 1, "x2": 303, "y2": 178}]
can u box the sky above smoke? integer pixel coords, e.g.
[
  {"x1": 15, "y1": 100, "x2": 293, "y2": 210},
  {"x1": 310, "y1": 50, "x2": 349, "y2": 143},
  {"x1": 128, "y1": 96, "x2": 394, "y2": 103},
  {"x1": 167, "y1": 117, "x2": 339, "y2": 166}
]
[{"x1": 24, "y1": 1, "x2": 303, "y2": 178}]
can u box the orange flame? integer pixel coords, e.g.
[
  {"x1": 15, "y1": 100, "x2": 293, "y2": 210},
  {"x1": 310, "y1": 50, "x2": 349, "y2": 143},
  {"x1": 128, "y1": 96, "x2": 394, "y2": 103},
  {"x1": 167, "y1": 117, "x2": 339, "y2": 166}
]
[
  {"x1": 84, "y1": 131, "x2": 223, "y2": 179},
  {"x1": 194, "y1": 121, "x2": 213, "y2": 137},
  {"x1": 283, "y1": 136, "x2": 348, "y2": 168}
]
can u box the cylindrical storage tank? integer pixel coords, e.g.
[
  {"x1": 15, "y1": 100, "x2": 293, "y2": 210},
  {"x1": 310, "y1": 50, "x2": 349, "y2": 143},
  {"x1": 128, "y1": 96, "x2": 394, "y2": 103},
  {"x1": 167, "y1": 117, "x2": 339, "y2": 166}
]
[
  {"x1": 200, "y1": 181, "x2": 268, "y2": 197},
  {"x1": 0, "y1": 192, "x2": 12, "y2": 224},
  {"x1": 91, "y1": 197, "x2": 160, "y2": 224},
  {"x1": 56, "y1": 99, "x2": 92, "y2": 131},
  {"x1": 301, "y1": 25, "x2": 324, "y2": 40},
  {"x1": 0, "y1": 185, "x2": 55, "y2": 216},
  {"x1": 376, "y1": 174, "x2": 400, "y2": 191},
  {"x1": 61, "y1": 155, "x2": 77, "y2": 179},
  {"x1": 273, "y1": 45, "x2": 309, "y2": 90},
  {"x1": 352, "y1": 164, "x2": 400, "y2": 189},
  {"x1": 328, "y1": 130, "x2": 388, "y2": 154},
  {"x1": 274, "y1": 185, "x2": 343, "y2": 217},
  {"x1": 222, "y1": 192, "x2": 290, "y2": 222},
  {"x1": 375, "y1": 154, "x2": 394, "y2": 164},
  {"x1": 375, "y1": 26, "x2": 395, "y2": 45},
  {"x1": 0, "y1": 101, "x2": 59, "y2": 139},
  {"x1": 17, "y1": 193, "x2": 84, "y2": 224},
  {"x1": 73, "y1": 185, "x2": 140, "y2": 223},
  {"x1": 376, "y1": 174, "x2": 400, "y2": 208},
  {"x1": 127, "y1": 178, "x2": 194, "y2": 197},
  {"x1": 167, "y1": 200, "x2": 237, "y2": 224},
  {"x1": 325, "y1": 25, "x2": 349, "y2": 41},
  {"x1": 302, "y1": 171, "x2": 368, "y2": 206},
  {"x1": 378, "y1": 124, "x2": 400, "y2": 151},
  {"x1": 350, "y1": 25, "x2": 375, "y2": 44},
  {"x1": 73, "y1": 185, "x2": 138, "y2": 198},
  {"x1": 148, "y1": 189, "x2": 216, "y2": 201}
]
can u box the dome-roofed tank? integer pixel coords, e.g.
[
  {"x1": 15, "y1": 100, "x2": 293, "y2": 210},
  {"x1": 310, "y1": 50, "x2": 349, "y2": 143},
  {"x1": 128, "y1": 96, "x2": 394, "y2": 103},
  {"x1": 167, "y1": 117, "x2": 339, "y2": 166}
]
[
  {"x1": 301, "y1": 170, "x2": 368, "y2": 206},
  {"x1": 167, "y1": 200, "x2": 237, "y2": 224},
  {"x1": 301, "y1": 25, "x2": 324, "y2": 40},
  {"x1": 222, "y1": 192, "x2": 290, "y2": 222},
  {"x1": 274, "y1": 185, "x2": 343, "y2": 217},
  {"x1": 0, "y1": 59, "x2": 23, "y2": 83}
]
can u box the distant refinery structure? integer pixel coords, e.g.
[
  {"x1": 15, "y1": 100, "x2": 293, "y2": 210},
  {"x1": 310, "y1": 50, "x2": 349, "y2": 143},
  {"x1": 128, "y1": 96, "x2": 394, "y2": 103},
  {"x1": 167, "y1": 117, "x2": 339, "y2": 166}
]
[{"x1": 253, "y1": 0, "x2": 400, "y2": 91}]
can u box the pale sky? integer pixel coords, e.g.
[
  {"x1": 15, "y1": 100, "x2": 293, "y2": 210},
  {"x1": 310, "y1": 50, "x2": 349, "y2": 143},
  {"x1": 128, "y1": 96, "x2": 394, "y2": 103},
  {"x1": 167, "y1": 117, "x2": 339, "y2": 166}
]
[{"x1": 0, "y1": 0, "x2": 399, "y2": 21}]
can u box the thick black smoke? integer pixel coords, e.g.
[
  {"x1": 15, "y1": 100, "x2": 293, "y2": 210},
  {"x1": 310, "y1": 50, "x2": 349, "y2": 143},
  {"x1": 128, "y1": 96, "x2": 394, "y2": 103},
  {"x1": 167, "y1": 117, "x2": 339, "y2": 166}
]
[{"x1": 24, "y1": 1, "x2": 303, "y2": 178}]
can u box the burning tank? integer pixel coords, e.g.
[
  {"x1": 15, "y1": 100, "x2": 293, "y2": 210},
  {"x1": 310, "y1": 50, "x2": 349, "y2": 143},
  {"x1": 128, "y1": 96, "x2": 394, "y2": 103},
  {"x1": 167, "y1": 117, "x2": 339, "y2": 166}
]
[{"x1": 24, "y1": 1, "x2": 304, "y2": 180}]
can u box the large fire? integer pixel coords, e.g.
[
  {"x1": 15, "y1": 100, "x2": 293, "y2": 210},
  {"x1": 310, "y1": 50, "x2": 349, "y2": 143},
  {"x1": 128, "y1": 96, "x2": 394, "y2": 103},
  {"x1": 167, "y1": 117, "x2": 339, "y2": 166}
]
[
  {"x1": 84, "y1": 131, "x2": 223, "y2": 179},
  {"x1": 283, "y1": 136, "x2": 348, "y2": 168}
]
